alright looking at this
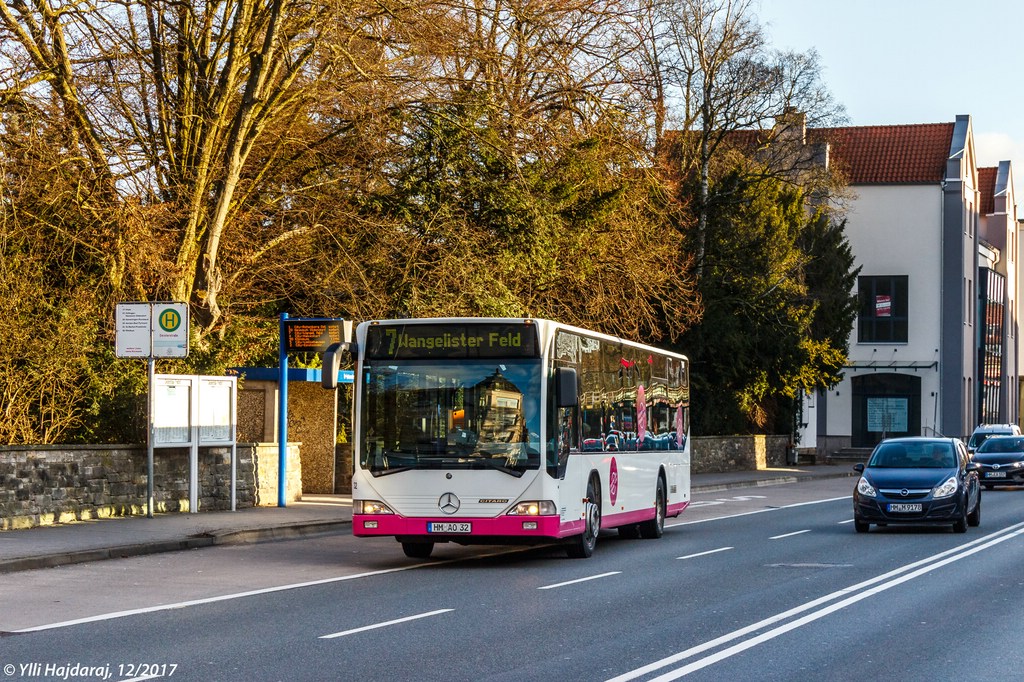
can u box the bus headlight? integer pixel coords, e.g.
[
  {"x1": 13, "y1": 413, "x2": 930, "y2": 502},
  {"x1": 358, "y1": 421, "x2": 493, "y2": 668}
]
[
  {"x1": 507, "y1": 500, "x2": 557, "y2": 516},
  {"x1": 356, "y1": 499, "x2": 395, "y2": 515}
]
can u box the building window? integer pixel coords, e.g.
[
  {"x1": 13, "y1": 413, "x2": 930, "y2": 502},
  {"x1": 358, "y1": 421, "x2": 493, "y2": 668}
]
[{"x1": 858, "y1": 275, "x2": 908, "y2": 343}]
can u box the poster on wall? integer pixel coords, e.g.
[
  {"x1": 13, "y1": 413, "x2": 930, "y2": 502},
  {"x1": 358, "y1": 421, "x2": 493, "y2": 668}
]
[
  {"x1": 867, "y1": 397, "x2": 908, "y2": 432},
  {"x1": 875, "y1": 295, "x2": 892, "y2": 317}
]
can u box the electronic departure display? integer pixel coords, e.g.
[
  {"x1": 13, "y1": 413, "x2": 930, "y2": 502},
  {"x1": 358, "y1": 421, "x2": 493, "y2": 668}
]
[{"x1": 365, "y1": 323, "x2": 539, "y2": 360}]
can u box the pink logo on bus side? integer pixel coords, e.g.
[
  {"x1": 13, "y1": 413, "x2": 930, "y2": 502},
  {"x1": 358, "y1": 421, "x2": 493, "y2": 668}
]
[{"x1": 609, "y1": 457, "x2": 618, "y2": 506}]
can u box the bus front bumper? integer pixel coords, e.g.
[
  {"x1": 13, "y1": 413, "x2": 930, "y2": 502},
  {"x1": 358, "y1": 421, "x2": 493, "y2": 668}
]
[{"x1": 353, "y1": 514, "x2": 569, "y2": 539}]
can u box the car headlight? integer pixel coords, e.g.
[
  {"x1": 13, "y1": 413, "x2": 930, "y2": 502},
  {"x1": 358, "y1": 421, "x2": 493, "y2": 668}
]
[
  {"x1": 856, "y1": 477, "x2": 876, "y2": 498},
  {"x1": 507, "y1": 500, "x2": 557, "y2": 515},
  {"x1": 933, "y1": 477, "x2": 959, "y2": 499},
  {"x1": 356, "y1": 499, "x2": 395, "y2": 514}
]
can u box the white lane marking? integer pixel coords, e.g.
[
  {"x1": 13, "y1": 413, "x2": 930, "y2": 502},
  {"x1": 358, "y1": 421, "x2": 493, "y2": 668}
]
[
  {"x1": 320, "y1": 609, "x2": 453, "y2": 639},
  {"x1": 12, "y1": 550, "x2": 508, "y2": 633},
  {"x1": 677, "y1": 547, "x2": 733, "y2": 560},
  {"x1": 538, "y1": 571, "x2": 621, "y2": 590},
  {"x1": 769, "y1": 529, "x2": 811, "y2": 540},
  {"x1": 606, "y1": 521, "x2": 1024, "y2": 682},
  {"x1": 666, "y1": 496, "x2": 848, "y2": 528},
  {"x1": 837, "y1": 519, "x2": 854, "y2": 524}
]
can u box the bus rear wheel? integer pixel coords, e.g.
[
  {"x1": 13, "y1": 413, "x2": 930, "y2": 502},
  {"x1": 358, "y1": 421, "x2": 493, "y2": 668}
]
[
  {"x1": 639, "y1": 477, "x2": 666, "y2": 539},
  {"x1": 567, "y1": 477, "x2": 601, "y2": 558},
  {"x1": 401, "y1": 541, "x2": 434, "y2": 559}
]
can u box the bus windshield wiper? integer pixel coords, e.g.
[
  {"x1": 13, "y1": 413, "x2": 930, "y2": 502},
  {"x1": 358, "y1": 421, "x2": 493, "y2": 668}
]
[
  {"x1": 466, "y1": 454, "x2": 525, "y2": 477},
  {"x1": 372, "y1": 465, "x2": 412, "y2": 476}
]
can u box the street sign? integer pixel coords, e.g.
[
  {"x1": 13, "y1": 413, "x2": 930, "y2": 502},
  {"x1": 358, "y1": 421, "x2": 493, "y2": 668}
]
[
  {"x1": 116, "y1": 302, "x2": 189, "y2": 358},
  {"x1": 152, "y1": 302, "x2": 189, "y2": 358},
  {"x1": 283, "y1": 318, "x2": 352, "y2": 353},
  {"x1": 116, "y1": 303, "x2": 152, "y2": 357}
]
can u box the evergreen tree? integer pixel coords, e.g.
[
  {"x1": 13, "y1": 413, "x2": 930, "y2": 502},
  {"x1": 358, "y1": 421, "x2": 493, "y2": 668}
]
[{"x1": 682, "y1": 170, "x2": 857, "y2": 434}]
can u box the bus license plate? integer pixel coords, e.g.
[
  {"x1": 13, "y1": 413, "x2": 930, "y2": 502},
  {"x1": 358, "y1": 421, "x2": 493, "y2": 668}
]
[
  {"x1": 887, "y1": 503, "x2": 922, "y2": 513},
  {"x1": 427, "y1": 522, "x2": 472, "y2": 533},
  {"x1": 985, "y1": 471, "x2": 1007, "y2": 478}
]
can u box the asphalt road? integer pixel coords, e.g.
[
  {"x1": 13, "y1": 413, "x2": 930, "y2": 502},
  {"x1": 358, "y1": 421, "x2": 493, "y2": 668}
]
[{"x1": 2, "y1": 478, "x2": 1022, "y2": 682}]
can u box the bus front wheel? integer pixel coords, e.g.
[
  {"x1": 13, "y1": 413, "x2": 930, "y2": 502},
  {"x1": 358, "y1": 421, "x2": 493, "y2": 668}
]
[
  {"x1": 401, "y1": 541, "x2": 434, "y2": 559},
  {"x1": 567, "y1": 477, "x2": 601, "y2": 559}
]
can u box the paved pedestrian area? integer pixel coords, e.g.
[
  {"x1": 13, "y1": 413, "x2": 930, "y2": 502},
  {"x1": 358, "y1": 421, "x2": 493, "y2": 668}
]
[{"x1": 0, "y1": 465, "x2": 857, "y2": 573}]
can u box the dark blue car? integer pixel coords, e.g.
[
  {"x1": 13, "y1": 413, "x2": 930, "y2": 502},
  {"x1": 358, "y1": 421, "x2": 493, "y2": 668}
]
[
  {"x1": 973, "y1": 435, "x2": 1024, "y2": 488},
  {"x1": 852, "y1": 437, "x2": 981, "y2": 533}
]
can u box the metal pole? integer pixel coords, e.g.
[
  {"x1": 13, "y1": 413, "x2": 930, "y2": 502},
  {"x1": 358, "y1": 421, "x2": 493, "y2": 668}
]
[
  {"x1": 147, "y1": 356, "x2": 155, "y2": 518},
  {"x1": 278, "y1": 312, "x2": 288, "y2": 507},
  {"x1": 231, "y1": 377, "x2": 237, "y2": 512}
]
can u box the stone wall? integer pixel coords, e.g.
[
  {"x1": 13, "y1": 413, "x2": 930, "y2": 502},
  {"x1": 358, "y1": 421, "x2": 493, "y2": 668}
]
[
  {"x1": 286, "y1": 382, "x2": 337, "y2": 495},
  {"x1": 0, "y1": 443, "x2": 301, "y2": 530},
  {"x1": 691, "y1": 434, "x2": 791, "y2": 473},
  {"x1": 238, "y1": 379, "x2": 339, "y2": 495},
  {"x1": 334, "y1": 444, "x2": 353, "y2": 494}
]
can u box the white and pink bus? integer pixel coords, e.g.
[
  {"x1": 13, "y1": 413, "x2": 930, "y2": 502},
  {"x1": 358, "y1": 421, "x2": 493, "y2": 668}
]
[{"x1": 339, "y1": 318, "x2": 690, "y2": 558}]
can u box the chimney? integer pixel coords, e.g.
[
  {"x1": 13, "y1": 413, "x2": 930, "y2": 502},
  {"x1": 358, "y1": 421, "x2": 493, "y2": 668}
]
[{"x1": 775, "y1": 107, "x2": 806, "y2": 145}]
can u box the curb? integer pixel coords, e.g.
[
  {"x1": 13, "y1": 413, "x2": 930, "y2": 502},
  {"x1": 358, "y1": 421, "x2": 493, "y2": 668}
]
[
  {"x1": 0, "y1": 521, "x2": 354, "y2": 575},
  {"x1": 692, "y1": 470, "x2": 856, "y2": 494},
  {"x1": 0, "y1": 537, "x2": 217, "y2": 574},
  {"x1": 692, "y1": 476, "x2": 800, "y2": 493}
]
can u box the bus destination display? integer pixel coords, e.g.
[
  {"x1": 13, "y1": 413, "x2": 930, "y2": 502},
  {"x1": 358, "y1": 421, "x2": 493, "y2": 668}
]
[{"x1": 366, "y1": 323, "x2": 538, "y2": 360}]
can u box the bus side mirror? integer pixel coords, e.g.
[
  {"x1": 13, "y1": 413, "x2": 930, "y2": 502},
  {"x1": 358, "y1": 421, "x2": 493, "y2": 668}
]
[
  {"x1": 321, "y1": 342, "x2": 358, "y2": 389},
  {"x1": 556, "y1": 367, "x2": 578, "y2": 408},
  {"x1": 322, "y1": 343, "x2": 343, "y2": 389}
]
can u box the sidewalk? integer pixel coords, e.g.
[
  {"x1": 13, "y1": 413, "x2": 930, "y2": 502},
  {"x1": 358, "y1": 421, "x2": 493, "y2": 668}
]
[{"x1": 0, "y1": 465, "x2": 856, "y2": 574}]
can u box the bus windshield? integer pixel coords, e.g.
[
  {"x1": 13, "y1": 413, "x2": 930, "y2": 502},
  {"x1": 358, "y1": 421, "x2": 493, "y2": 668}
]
[{"x1": 360, "y1": 359, "x2": 543, "y2": 477}]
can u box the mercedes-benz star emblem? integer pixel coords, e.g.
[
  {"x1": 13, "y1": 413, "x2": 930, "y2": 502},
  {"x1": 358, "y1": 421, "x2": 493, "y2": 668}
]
[{"x1": 438, "y1": 493, "x2": 461, "y2": 514}]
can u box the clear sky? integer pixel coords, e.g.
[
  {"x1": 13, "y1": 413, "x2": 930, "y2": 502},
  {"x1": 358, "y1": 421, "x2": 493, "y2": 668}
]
[{"x1": 755, "y1": 0, "x2": 1024, "y2": 197}]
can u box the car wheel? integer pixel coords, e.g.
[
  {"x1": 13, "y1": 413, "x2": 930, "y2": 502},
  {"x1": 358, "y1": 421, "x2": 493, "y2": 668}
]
[
  {"x1": 567, "y1": 476, "x2": 601, "y2": 558},
  {"x1": 854, "y1": 517, "x2": 870, "y2": 533},
  {"x1": 952, "y1": 504, "x2": 968, "y2": 533},
  {"x1": 968, "y1": 492, "x2": 981, "y2": 527}
]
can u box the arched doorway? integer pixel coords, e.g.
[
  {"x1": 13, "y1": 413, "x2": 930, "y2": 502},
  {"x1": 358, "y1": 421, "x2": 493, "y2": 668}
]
[{"x1": 851, "y1": 373, "x2": 921, "y2": 448}]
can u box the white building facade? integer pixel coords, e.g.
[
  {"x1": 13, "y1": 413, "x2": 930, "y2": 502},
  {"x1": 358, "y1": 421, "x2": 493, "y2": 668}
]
[{"x1": 796, "y1": 116, "x2": 1020, "y2": 456}]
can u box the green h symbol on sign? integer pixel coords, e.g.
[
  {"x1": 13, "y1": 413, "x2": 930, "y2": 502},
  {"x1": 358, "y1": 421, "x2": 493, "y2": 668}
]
[{"x1": 158, "y1": 308, "x2": 182, "y2": 332}]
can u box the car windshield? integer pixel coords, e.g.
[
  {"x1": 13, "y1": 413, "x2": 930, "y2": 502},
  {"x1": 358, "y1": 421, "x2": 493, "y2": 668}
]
[
  {"x1": 969, "y1": 431, "x2": 1013, "y2": 449},
  {"x1": 976, "y1": 436, "x2": 1024, "y2": 453},
  {"x1": 868, "y1": 442, "x2": 955, "y2": 468}
]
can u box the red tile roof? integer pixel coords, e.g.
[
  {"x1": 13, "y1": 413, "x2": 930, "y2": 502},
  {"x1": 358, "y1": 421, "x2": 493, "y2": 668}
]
[
  {"x1": 812, "y1": 123, "x2": 955, "y2": 185},
  {"x1": 978, "y1": 166, "x2": 997, "y2": 215}
]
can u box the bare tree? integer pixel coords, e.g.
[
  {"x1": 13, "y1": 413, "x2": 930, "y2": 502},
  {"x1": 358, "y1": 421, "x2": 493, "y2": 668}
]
[
  {"x1": 619, "y1": 0, "x2": 845, "y2": 276},
  {"x1": 0, "y1": 0, "x2": 355, "y2": 339}
]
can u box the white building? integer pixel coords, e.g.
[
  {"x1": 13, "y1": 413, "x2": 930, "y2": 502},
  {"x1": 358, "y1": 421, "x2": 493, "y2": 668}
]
[{"x1": 797, "y1": 115, "x2": 1020, "y2": 456}]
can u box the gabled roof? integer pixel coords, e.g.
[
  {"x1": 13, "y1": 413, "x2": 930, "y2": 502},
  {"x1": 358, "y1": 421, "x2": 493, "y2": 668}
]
[
  {"x1": 978, "y1": 166, "x2": 998, "y2": 215},
  {"x1": 813, "y1": 123, "x2": 956, "y2": 185}
]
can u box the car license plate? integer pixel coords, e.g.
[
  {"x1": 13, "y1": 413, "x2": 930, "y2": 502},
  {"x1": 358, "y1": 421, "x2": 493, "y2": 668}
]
[
  {"x1": 985, "y1": 471, "x2": 1007, "y2": 478},
  {"x1": 427, "y1": 521, "x2": 472, "y2": 533},
  {"x1": 887, "y1": 503, "x2": 922, "y2": 513}
]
